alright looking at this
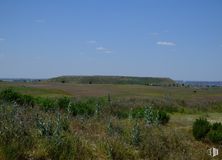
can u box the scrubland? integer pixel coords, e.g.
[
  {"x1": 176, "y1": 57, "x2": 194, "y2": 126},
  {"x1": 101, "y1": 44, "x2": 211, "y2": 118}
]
[{"x1": 0, "y1": 81, "x2": 222, "y2": 159}]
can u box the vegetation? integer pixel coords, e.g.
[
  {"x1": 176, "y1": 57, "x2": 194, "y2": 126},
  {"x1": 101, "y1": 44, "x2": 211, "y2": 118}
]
[
  {"x1": 193, "y1": 118, "x2": 222, "y2": 144},
  {"x1": 0, "y1": 81, "x2": 222, "y2": 159},
  {"x1": 192, "y1": 118, "x2": 211, "y2": 140},
  {"x1": 49, "y1": 75, "x2": 175, "y2": 85}
]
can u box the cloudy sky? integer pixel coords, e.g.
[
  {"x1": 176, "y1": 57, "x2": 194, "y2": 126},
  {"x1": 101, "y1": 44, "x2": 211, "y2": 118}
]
[{"x1": 0, "y1": 0, "x2": 222, "y2": 81}]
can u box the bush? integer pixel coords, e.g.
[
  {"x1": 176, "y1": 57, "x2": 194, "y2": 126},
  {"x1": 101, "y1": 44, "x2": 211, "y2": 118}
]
[
  {"x1": 212, "y1": 122, "x2": 222, "y2": 131},
  {"x1": 192, "y1": 118, "x2": 211, "y2": 140},
  {"x1": 69, "y1": 101, "x2": 96, "y2": 117},
  {"x1": 0, "y1": 88, "x2": 20, "y2": 102},
  {"x1": 207, "y1": 130, "x2": 222, "y2": 143},
  {"x1": 144, "y1": 106, "x2": 170, "y2": 125},
  {"x1": 157, "y1": 110, "x2": 170, "y2": 125},
  {"x1": 17, "y1": 95, "x2": 35, "y2": 107},
  {"x1": 0, "y1": 88, "x2": 35, "y2": 107},
  {"x1": 36, "y1": 97, "x2": 57, "y2": 111},
  {"x1": 57, "y1": 97, "x2": 71, "y2": 109},
  {"x1": 131, "y1": 107, "x2": 170, "y2": 125},
  {"x1": 131, "y1": 108, "x2": 145, "y2": 119}
]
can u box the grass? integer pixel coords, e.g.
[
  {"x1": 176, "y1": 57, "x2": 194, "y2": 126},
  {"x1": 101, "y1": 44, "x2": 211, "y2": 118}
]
[{"x1": 1, "y1": 81, "x2": 222, "y2": 159}]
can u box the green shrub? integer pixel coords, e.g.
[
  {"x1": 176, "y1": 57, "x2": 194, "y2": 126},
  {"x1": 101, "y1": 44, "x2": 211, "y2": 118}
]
[
  {"x1": 144, "y1": 106, "x2": 170, "y2": 125},
  {"x1": 157, "y1": 110, "x2": 170, "y2": 125},
  {"x1": 192, "y1": 118, "x2": 211, "y2": 140},
  {"x1": 36, "y1": 97, "x2": 57, "y2": 111},
  {"x1": 0, "y1": 88, "x2": 19, "y2": 102},
  {"x1": 212, "y1": 122, "x2": 222, "y2": 131},
  {"x1": 131, "y1": 106, "x2": 170, "y2": 125},
  {"x1": 69, "y1": 101, "x2": 96, "y2": 117},
  {"x1": 131, "y1": 108, "x2": 145, "y2": 118},
  {"x1": 207, "y1": 130, "x2": 222, "y2": 143},
  {"x1": 57, "y1": 96, "x2": 71, "y2": 109},
  {"x1": 17, "y1": 94, "x2": 35, "y2": 107},
  {"x1": 0, "y1": 88, "x2": 35, "y2": 107}
]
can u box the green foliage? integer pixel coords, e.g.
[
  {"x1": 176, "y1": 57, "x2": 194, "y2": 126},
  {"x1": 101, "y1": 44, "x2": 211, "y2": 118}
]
[
  {"x1": 17, "y1": 94, "x2": 35, "y2": 107},
  {"x1": 0, "y1": 88, "x2": 35, "y2": 107},
  {"x1": 57, "y1": 96, "x2": 71, "y2": 109},
  {"x1": 36, "y1": 97, "x2": 57, "y2": 111},
  {"x1": 68, "y1": 98, "x2": 106, "y2": 117},
  {"x1": 144, "y1": 106, "x2": 158, "y2": 124},
  {"x1": 158, "y1": 110, "x2": 170, "y2": 125},
  {"x1": 193, "y1": 118, "x2": 222, "y2": 144},
  {"x1": 131, "y1": 106, "x2": 170, "y2": 125},
  {"x1": 0, "y1": 88, "x2": 19, "y2": 102},
  {"x1": 207, "y1": 130, "x2": 222, "y2": 143},
  {"x1": 192, "y1": 118, "x2": 211, "y2": 140},
  {"x1": 131, "y1": 108, "x2": 145, "y2": 119},
  {"x1": 69, "y1": 101, "x2": 95, "y2": 116},
  {"x1": 207, "y1": 122, "x2": 222, "y2": 144},
  {"x1": 212, "y1": 122, "x2": 222, "y2": 131},
  {"x1": 144, "y1": 106, "x2": 170, "y2": 125}
]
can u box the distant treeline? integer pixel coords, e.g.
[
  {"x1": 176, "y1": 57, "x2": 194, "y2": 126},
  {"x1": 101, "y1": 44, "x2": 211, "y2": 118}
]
[{"x1": 49, "y1": 75, "x2": 175, "y2": 85}]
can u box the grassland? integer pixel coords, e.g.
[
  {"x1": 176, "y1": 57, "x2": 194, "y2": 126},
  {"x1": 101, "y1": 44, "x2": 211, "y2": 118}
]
[{"x1": 1, "y1": 80, "x2": 222, "y2": 159}]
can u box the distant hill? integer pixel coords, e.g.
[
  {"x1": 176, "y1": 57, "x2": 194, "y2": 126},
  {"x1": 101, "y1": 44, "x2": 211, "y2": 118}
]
[{"x1": 49, "y1": 75, "x2": 175, "y2": 85}]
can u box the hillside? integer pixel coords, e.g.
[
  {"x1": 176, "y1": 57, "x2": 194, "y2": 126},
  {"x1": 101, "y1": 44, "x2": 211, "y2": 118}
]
[{"x1": 49, "y1": 75, "x2": 175, "y2": 85}]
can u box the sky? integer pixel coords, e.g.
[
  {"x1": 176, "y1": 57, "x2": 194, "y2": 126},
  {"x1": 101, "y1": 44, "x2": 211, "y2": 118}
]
[{"x1": 0, "y1": 0, "x2": 222, "y2": 81}]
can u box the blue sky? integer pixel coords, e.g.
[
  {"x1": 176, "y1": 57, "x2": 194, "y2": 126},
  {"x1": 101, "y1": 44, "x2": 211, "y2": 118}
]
[{"x1": 0, "y1": 0, "x2": 222, "y2": 81}]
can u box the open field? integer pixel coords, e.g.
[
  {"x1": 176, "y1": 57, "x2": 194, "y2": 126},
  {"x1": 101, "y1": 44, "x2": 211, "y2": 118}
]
[
  {"x1": 1, "y1": 81, "x2": 222, "y2": 99},
  {"x1": 1, "y1": 81, "x2": 222, "y2": 159}
]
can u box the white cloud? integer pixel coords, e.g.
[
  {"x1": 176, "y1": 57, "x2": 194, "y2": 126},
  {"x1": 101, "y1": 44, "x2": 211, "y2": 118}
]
[
  {"x1": 87, "y1": 40, "x2": 97, "y2": 44},
  {"x1": 156, "y1": 41, "x2": 176, "y2": 46},
  {"x1": 96, "y1": 46, "x2": 106, "y2": 51},
  {"x1": 150, "y1": 32, "x2": 160, "y2": 36},
  {"x1": 34, "y1": 19, "x2": 45, "y2": 23},
  {"x1": 96, "y1": 46, "x2": 112, "y2": 53}
]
